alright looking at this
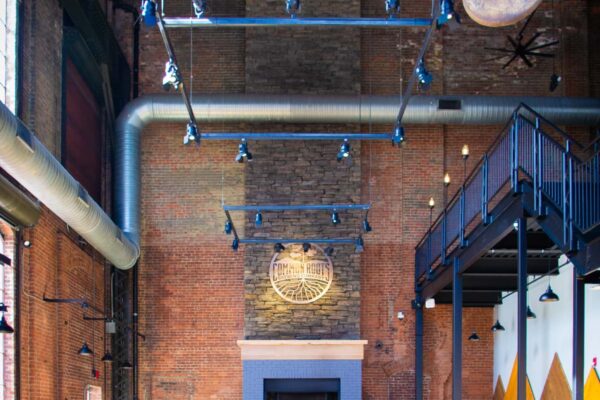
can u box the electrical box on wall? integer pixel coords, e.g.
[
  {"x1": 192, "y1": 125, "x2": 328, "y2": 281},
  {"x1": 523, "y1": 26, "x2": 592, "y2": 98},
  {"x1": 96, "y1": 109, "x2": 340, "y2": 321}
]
[{"x1": 106, "y1": 320, "x2": 116, "y2": 334}]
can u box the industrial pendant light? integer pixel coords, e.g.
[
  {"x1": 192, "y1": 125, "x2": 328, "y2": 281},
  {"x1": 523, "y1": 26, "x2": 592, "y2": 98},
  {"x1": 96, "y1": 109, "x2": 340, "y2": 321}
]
[
  {"x1": 78, "y1": 342, "x2": 94, "y2": 356},
  {"x1": 362, "y1": 218, "x2": 372, "y2": 233},
  {"x1": 232, "y1": 238, "x2": 239, "y2": 251},
  {"x1": 141, "y1": 0, "x2": 157, "y2": 27},
  {"x1": 539, "y1": 284, "x2": 560, "y2": 302},
  {"x1": 0, "y1": 303, "x2": 14, "y2": 334},
  {"x1": 468, "y1": 331, "x2": 480, "y2": 341},
  {"x1": 255, "y1": 211, "x2": 263, "y2": 227},
  {"x1": 101, "y1": 351, "x2": 114, "y2": 363},
  {"x1": 527, "y1": 306, "x2": 537, "y2": 319},
  {"x1": 274, "y1": 243, "x2": 285, "y2": 253},
  {"x1": 337, "y1": 139, "x2": 351, "y2": 162},
  {"x1": 235, "y1": 139, "x2": 253, "y2": 163},
  {"x1": 162, "y1": 59, "x2": 182, "y2": 91},
  {"x1": 415, "y1": 59, "x2": 433, "y2": 90},
  {"x1": 355, "y1": 236, "x2": 364, "y2": 253},
  {"x1": 436, "y1": 0, "x2": 461, "y2": 29},
  {"x1": 121, "y1": 361, "x2": 133, "y2": 370},
  {"x1": 491, "y1": 320, "x2": 505, "y2": 332},
  {"x1": 302, "y1": 243, "x2": 311, "y2": 253},
  {"x1": 331, "y1": 210, "x2": 341, "y2": 225},
  {"x1": 224, "y1": 220, "x2": 233, "y2": 235},
  {"x1": 183, "y1": 122, "x2": 200, "y2": 146},
  {"x1": 324, "y1": 246, "x2": 335, "y2": 257},
  {"x1": 392, "y1": 125, "x2": 405, "y2": 146}
]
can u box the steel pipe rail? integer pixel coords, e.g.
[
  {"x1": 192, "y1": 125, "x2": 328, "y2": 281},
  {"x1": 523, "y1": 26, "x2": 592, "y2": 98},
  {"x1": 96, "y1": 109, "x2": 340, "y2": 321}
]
[
  {"x1": 115, "y1": 93, "x2": 600, "y2": 249},
  {"x1": 0, "y1": 101, "x2": 139, "y2": 269},
  {"x1": 162, "y1": 17, "x2": 432, "y2": 28},
  {"x1": 238, "y1": 238, "x2": 358, "y2": 244},
  {"x1": 202, "y1": 133, "x2": 391, "y2": 140},
  {"x1": 223, "y1": 204, "x2": 371, "y2": 211}
]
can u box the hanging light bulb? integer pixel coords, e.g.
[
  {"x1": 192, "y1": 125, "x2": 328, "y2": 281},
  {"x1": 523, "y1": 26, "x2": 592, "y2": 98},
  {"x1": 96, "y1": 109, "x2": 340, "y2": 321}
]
[
  {"x1": 385, "y1": 0, "x2": 401, "y2": 17},
  {"x1": 78, "y1": 342, "x2": 94, "y2": 356},
  {"x1": 468, "y1": 332, "x2": 480, "y2": 341},
  {"x1": 436, "y1": 0, "x2": 461, "y2": 29},
  {"x1": 416, "y1": 59, "x2": 433, "y2": 91},
  {"x1": 443, "y1": 172, "x2": 451, "y2": 186},
  {"x1": 232, "y1": 238, "x2": 239, "y2": 251},
  {"x1": 162, "y1": 59, "x2": 182, "y2": 91},
  {"x1": 539, "y1": 284, "x2": 560, "y2": 302},
  {"x1": 101, "y1": 351, "x2": 114, "y2": 363},
  {"x1": 392, "y1": 125, "x2": 405, "y2": 146},
  {"x1": 527, "y1": 306, "x2": 537, "y2": 319},
  {"x1": 255, "y1": 211, "x2": 263, "y2": 227},
  {"x1": 461, "y1": 144, "x2": 470, "y2": 160},
  {"x1": 274, "y1": 243, "x2": 285, "y2": 253},
  {"x1": 324, "y1": 246, "x2": 335, "y2": 257},
  {"x1": 224, "y1": 220, "x2": 233, "y2": 235},
  {"x1": 0, "y1": 304, "x2": 14, "y2": 334},
  {"x1": 141, "y1": 0, "x2": 157, "y2": 27},
  {"x1": 355, "y1": 236, "x2": 365, "y2": 253},
  {"x1": 183, "y1": 122, "x2": 200, "y2": 146},
  {"x1": 491, "y1": 320, "x2": 506, "y2": 332},
  {"x1": 331, "y1": 210, "x2": 341, "y2": 225},
  {"x1": 428, "y1": 197, "x2": 435, "y2": 209},
  {"x1": 337, "y1": 139, "x2": 351, "y2": 162},
  {"x1": 235, "y1": 139, "x2": 253, "y2": 163}
]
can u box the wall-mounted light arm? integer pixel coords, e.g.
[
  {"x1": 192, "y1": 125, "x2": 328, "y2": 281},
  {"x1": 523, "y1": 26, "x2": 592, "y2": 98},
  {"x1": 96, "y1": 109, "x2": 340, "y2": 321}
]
[{"x1": 42, "y1": 296, "x2": 104, "y2": 315}]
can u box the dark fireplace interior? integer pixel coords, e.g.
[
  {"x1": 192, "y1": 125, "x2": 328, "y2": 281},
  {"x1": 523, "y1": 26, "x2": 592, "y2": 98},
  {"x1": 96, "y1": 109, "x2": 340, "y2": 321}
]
[{"x1": 264, "y1": 379, "x2": 340, "y2": 400}]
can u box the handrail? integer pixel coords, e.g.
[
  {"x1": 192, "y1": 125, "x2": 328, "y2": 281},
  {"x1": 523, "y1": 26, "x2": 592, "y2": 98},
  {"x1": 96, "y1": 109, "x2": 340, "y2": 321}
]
[{"x1": 415, "y1": 103, "x2": 600, "y2": 282}]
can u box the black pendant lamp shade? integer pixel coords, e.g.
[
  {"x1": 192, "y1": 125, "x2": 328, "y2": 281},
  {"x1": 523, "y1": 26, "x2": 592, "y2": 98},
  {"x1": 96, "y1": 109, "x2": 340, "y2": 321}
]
[
  {"x1": 527, "y1": 306, "x2": 537, "y2": 319},
  {"x1": 0, "y1": 303, "x2": 14, "y2": 334},
  {"x1": 491, "y1": 320, "x2": 505, "y2": 332},
  {"x1": 468, "y1": 332, "x2": 480, "y2": 341},
  {"x1": 539, "y1": 284, "x2": 560, "y2": 302},
  {"x1": 78, "y1": 342, "x2": 94, "y2": 356},
  {"x1": 121, "y1": 361, "x2": 133, "y2": 370},
  {"x1": 101, "y1": 351, "x2": 114, "y2": 363}
]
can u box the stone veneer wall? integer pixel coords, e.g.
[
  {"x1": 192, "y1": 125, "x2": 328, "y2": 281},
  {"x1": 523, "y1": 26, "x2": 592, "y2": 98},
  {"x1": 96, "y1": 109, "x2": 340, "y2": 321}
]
[{"x1": 242, "y1": 0, "x2": 363, "y2": 339}]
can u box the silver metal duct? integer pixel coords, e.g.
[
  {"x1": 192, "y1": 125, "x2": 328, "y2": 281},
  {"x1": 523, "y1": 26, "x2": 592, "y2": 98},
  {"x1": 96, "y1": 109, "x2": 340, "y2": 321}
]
[
  {"x1": 0, "y1": 101, "x2": 139, "y2": 270},
  {"x1": 0, "y1": 173, "x2": 40, "y2": 227},
  {"x1": 115, "y1": 94, "x2": 600, "y2": 246}
]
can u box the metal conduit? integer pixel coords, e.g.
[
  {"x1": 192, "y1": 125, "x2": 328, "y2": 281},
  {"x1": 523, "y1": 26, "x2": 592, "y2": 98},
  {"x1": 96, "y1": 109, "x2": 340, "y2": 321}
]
[
  {"x1": 0, "y1": 101, "x2": 139, "y2": 270},
  {"x1": 115, "y1": 94, "x2": 600, "y2": 247}
]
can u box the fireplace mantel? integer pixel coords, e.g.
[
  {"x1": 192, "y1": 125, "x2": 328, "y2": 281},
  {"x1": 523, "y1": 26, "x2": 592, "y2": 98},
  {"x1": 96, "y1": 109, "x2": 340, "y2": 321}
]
[{"x1": 237, "y1": 340, "x2": 368, "y2": 361}]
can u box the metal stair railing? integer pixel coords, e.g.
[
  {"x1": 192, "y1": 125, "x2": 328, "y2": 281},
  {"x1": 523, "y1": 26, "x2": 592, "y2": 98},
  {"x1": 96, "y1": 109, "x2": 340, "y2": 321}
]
[{"x1": 415, "y1": 104, "x2": 600, "y2": 282}]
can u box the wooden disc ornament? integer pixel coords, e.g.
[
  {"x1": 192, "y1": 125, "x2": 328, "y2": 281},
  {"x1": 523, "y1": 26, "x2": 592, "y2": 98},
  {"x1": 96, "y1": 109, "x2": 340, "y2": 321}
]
[{"x1": 463, "y1": 0, "x2": 543, "y2": 27}]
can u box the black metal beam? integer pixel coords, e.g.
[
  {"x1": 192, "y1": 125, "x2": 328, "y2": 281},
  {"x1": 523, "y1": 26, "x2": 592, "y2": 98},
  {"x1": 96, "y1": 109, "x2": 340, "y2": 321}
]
[
  {"x1": 573, "y1": 269, "x2": 585, "y2": 400},
  {"x1": 414, "y1": 296, "x2": 424, "y2": 400},
  {"x1": 452, "y1": 258, "x2": 462, "y2": 400},
  {"x1": 517, "y1": 217, "x2": 527, "y2": 400},
  {"x1": 494, "y1": 230, "x2": 557, "y2": 250},
  {"x1": 435, "y1": 291, "x2": 503, "y2": 305}
]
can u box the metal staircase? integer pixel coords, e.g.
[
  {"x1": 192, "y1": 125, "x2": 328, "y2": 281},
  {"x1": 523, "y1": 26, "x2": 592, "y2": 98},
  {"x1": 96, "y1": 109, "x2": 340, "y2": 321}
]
[{"x1": 415, "y1": 104, "x2": 600, "y2": 304}]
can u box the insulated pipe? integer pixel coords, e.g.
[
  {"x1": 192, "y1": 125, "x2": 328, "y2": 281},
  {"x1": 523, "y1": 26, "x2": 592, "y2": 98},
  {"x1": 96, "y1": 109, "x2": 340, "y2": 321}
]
[
  {"x1": 115, "y1": 94, "x2": 600, "y2": 245},
  {"x1": 0, "y1": 101, "x2": 139, "y2": 270},
  {"x1": 0, "y1": 173, "x2": 40, "y2": 227}
]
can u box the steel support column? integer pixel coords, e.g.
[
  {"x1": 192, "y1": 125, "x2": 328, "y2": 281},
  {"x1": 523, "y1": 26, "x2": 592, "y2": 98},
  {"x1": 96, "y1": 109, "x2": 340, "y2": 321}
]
[
  {"x1": 415, "y1": 295, "x2": 424, "y2": 400},
  {"x1": 452, "y1": 258, "x2": 463, "y2": 400},
  {"x1": 572, "y1": 268, "x2": 585, "y2": 400},
  {"x1": 517, "y1": 217, "x2": 527, "y2": 400}
]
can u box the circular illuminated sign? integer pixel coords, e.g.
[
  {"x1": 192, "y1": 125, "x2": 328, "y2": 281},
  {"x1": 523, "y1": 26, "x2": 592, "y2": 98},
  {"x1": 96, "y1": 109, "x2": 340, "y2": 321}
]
[{"x1": 269, "y1": 244, "x2": 333, "y2": 304}]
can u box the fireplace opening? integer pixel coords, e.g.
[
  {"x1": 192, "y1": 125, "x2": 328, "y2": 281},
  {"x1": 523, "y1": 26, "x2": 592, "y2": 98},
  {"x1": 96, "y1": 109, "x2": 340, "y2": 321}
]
[{"x1": 264, "y1": 379, "x2": 340, "y2": 400}]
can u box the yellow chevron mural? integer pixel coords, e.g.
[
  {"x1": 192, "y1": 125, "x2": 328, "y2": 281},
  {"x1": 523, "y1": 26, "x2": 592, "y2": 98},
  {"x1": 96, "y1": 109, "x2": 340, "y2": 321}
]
[
  {"x1": 540, "y1": 353, "x2": 571, "y2": 400},
  {"x1": 494, "y1": 375, "x2": 506, "y2": 400},
  {"x1": 504, "y1": 355, "x2": 535, "y2": 400},
  {"x1": 584, "y1": 366, "x2": 600, "y2": 400}
]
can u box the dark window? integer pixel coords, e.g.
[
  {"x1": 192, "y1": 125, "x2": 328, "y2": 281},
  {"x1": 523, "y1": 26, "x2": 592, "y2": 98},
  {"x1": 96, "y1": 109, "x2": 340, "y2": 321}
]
[{"x1": 63, "y1": 59, "x2": 103, "y2": 202}]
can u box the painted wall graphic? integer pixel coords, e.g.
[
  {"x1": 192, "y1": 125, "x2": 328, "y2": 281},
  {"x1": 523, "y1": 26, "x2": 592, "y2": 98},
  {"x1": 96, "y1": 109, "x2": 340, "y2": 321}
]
[
  {"x1": 494, "y1": 260, "x2": 600, "y2": 397},
  {"x1": 540, "y1": 354, "x2": 571, "y2": 400},
  {"x1": 503, "y1": 356, "x2": 535, "y2": 400},
  {"x1": 493, "y1": 376, "x2": 506, "y2": 400},
  {"x1": 584, "y1": 367, "x2": 600, "y2": 400}
]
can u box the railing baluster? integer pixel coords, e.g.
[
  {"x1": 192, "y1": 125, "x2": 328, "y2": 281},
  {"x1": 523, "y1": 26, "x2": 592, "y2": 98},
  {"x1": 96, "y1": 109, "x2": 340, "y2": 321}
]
[
  {"x1": 482, "y1": 155, "x2": 489, "y2": 224},
  {"x1": 569, "y1": 145, "x2": 575, "y2": 251},
  {"x1": 460, "y1": 186, "x2": 466, "y2": 247},
  {"x1": 563, "y1": 140, "x2": 571, "y2": 251},
  {"x1": 441, "y1": 210, "x2": 447, "y2": 265}
]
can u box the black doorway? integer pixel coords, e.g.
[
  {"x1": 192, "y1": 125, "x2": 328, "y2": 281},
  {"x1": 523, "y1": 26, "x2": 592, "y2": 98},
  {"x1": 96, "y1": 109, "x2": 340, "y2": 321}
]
[{"x1": 264, "y1": 379, "x2": 340, "y2": 400}]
